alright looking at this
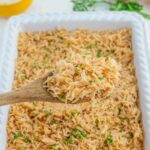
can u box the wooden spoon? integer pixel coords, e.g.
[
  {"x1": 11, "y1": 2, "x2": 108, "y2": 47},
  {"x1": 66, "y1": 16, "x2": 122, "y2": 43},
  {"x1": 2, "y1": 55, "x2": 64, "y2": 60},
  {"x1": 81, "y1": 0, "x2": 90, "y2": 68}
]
[{"x1": 0, "y1": 73, "x2": 64, "y2": 106}]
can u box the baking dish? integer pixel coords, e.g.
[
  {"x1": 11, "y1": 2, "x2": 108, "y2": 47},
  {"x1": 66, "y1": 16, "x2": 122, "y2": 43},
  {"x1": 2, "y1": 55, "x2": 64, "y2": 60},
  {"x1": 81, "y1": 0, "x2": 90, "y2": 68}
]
[{"x1": 0, "y1": 12, "x2": 150, "y2": 150}]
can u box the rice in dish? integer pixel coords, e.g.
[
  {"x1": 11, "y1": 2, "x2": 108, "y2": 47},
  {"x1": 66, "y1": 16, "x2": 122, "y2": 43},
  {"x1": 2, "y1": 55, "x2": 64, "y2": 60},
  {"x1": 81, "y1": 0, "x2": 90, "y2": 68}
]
[
  {"x1": 7, "y1": 28, "x2": 144, "y2": 150},
  {"x1": 43, "y1": 52, "x2": 120, "y2": 103}
]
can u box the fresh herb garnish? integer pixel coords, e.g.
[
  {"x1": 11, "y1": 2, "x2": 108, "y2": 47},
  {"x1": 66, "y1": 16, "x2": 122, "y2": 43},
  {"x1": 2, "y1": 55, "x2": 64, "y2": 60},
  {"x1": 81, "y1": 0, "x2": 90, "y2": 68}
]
[
  {"x1": 79, "y1": 63, "x2": 83, "y2": 67},
  {"x1": 60, "y1": 95, "x2": 66, "y2": 100},
  {"x1": 13, "y1": 131, "x2": 21, "y2": 140},
  {"x1": 117, "y1": 107, "x2": 128, "y2": 120},
  {"x1": 70, "y1": 111, "x2": 79, "y2": 117},
  {"x1": 43, "y1": 59, "x2": 50, "y2": 69},
  {"x1": 44, "y1": 109, "x2": 52, "y2": 116},
  {"x1": 54, "y1": 47, "x2": 60, "y2": 51},
  {"x1": 119, "y1": 115, "x2": 129, "y2": 120},
  {"x1": 95, "y1": 120, "x2": 99, "y2": 128},
  {"x1": 72, "y1": 0, "x2": 97, "y2": 11},
  {"x1": 32, "y1": 63, "x2": 40, "y2": 70},
  {"x1": 72, "y1": 0, "x2": 150, "y2": 20},
  {"x1": 64, "y1": 136, "x2": 73, "y2": 144},
  {"x1": 104, "y1": 132, "x2": 113, "y2": 145},
  {"x1": 75, "y1": 66, "x2": 80, "y2": 72},
  {"x1": 33, "y1": 101, "x2": 37, "y2": 106},
  {"x1": 110, "y1": 0, "x2": 142, "y2": 11},
  {"x1": 85, "y1": 44, "x2": 93, "y2": 49},
  {"x1": 72, "y1": 128, "x2": 87, "y2": 139},
  {"x1": 98, "y1": 76, "x2": 104, "y2": 81},
  {"x1": 20, "y1": 74, "x2": 27, "y2": 81},
  {"x1": 50, "y1": 143, "x2": 59, "y2": 148},
  {"x1": 106, "y1": 55, "x2": 109, "y2": 61},
  {"x1": 88, "y1": 80, "x2": 93, "y2": 83},
  {"x1": 97, "y1": 50, "x2": 102, "y2": 58},
  {"x1": 23, "y1": 135, "x2": 31, "y2": 143}
]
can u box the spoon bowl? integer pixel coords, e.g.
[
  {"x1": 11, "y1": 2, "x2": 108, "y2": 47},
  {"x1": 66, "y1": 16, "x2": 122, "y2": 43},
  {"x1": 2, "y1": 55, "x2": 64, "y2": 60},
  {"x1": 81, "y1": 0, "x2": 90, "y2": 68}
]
[{"x1": 0, "y1": 73, "x2": 89, "y2": 106}]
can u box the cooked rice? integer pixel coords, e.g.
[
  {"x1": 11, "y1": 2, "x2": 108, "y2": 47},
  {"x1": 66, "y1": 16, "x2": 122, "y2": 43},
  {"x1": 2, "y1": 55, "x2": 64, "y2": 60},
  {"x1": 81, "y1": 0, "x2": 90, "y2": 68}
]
[
  {"x1": 7, "y1": 28, "x2": 144, "y2": 150},
  {"x1": 44, "y1": 52, "x2": 120, "y2": 103}
]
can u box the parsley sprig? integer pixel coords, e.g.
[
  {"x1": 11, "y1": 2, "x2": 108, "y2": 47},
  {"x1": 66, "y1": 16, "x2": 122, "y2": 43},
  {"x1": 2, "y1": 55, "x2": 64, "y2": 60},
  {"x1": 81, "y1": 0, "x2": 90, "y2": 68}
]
[
  {"x1": 72, "y1": 128, "x2": 87, "y2": 139},
  {"x1": 72, "y1": 0, "x2": 150, "y2": 20}
]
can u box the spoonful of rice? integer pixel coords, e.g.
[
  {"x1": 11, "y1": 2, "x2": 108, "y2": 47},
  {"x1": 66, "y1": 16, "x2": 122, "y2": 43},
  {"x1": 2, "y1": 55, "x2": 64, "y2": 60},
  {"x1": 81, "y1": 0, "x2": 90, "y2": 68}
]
[{"x1": 0, "y1": 54, "x2": 120, "y2": 106}]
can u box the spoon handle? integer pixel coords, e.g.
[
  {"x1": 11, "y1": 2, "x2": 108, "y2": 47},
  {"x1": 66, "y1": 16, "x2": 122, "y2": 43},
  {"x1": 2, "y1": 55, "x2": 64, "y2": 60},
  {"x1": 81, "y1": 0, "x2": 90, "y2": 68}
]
[
  {"x1": 0, "y1": 77, "x2": 57, "y2": 106},
  {"x1": 0, "y1": 90, "x2": 31, "y2": 105}
]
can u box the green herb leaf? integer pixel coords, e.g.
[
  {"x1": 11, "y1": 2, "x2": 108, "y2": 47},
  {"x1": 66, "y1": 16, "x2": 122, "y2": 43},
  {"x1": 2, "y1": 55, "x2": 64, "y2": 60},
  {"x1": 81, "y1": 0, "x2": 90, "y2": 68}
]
[
  {"x1": 60, "y1": 95, "x2": 66, "y2": 101},
  {"x1": 70, "y1": 112, "x2": 79, "y2": 117},
  {"x1": 110, "y1": 0, "x2": 143, "y2": 11},
  {"x1": 106, "y1": 55, "x2": 109, "y2": 61},
  {"x1": 23, "y1": 135, "x2": 31, "y2": 143},
  {"x1": 97, "y1": 50, "x2": 102, "y2": 58},
  {"x1": 85, "y1": 44, "x2": 93, "y2": 49},
  {"x1": 44, "y1": 109, "x2": 52, "y2": 116},
  {"x1": 43, "y1": 59, "x2": 50, "y2": 69},
  {"x1": 33, "y1": 101, "x2": 37, "y2": 106},
  {"x1": 119, "y1": 115, "x2": 128, "y2": 120},
  {"x1": 110, "y1": 0, "x2": 127, "y2": 11},
  {"x1": 104, "y1": 133, "x2": 113, "y2": 145},
  {"x1": 98, "y1": 76, "x2": 104, "y2": 81},
  {"x1": 13, "y1": 131, "x2": 21, "y2": 140},
  {"x1": 72, "y1": 0, "x2": 150, "y2": 20},
  {"x1": 138, "y1": 11, "x2": 150, "y2": 20},
  {"x1": 20, "y1": 74, "x2": 27, "y2": 81},
  {"x1": 72, "y1": 128, "x2": 87, "y2": 139},
  {"x1": 88, "y1": 80, "x2": 93, "y2": 83},
  {"x1": 50, "y1": 143, "x2": 59, "y2": 148},
  {"x1": 72, "y1": 0, "x2": 97, "y2": 11},
  {"x1": 95, "y1": 120, "x2": 99, "y2": 129},
  {"x1": 64, "y1": 136, "x2": 73, "y2": 144},
  {"x1": 54, "y1": 48, "x2": 60, "y2": 51},
  {"x1": 79, "y1": 63, "x2": 83, "y2": 67},
  {"x1": 32, "y1": 63, "x2": 40, "y2": 70}
]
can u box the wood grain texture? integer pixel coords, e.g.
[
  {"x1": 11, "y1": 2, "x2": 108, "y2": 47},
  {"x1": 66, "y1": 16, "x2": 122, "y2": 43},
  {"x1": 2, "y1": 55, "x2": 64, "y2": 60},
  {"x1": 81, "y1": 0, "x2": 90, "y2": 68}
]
[{"x1": 0, "y1": 74, "x2": 61, "y2": 106}]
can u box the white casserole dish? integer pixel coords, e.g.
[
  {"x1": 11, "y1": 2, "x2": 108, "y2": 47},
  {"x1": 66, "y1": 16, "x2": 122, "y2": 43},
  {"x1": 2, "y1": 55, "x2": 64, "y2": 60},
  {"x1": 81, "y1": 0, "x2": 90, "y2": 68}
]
[{"x1": 0, "y1": 12, "x2": 150, "y2": 150}]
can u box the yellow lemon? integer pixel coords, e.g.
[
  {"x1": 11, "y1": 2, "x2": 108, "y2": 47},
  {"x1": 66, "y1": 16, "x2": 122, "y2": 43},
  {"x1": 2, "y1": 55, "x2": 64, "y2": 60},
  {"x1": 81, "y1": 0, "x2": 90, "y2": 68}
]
[{"x1": 0, "y1": 0, "x2": 32, "y2": 17}]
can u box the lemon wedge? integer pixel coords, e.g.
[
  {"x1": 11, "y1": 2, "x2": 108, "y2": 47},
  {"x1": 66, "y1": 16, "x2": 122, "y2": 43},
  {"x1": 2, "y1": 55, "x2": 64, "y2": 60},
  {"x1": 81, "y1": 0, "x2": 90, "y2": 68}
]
[{"x1": 0, "y1": 0, "x2": 32, "y2": 17}]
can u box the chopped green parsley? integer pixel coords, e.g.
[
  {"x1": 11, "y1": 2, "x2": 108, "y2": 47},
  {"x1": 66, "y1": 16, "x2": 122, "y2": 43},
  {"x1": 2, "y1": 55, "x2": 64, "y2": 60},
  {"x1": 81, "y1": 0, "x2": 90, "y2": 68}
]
[
  {"x1": 72, "y1": 128, "x2": 87, "y2": 139},
  {"x1": 64, "y1": 136, "x2": 73, "y2": 144},
  {"x1": 97, "y1": 50, "x2": 102, "y2": 58},
  {"x1": 104, "y1": 133, "x2": 113, "y2": 145},
  {"x1": 23, "y1": 135, "x2": 31, "y2": 143},
  {"x1": 98, "y1": 76, "x2": 104, "y2": 81},
  {"x1": 60, "y1": 95, "x2": 66, "y2": 100},
  {"x1": 13, "y1": 131, "x2": 21, "y2": 140},
  {"x1": 44, "y1": 109, "x2": 52, "y2": 116}
]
